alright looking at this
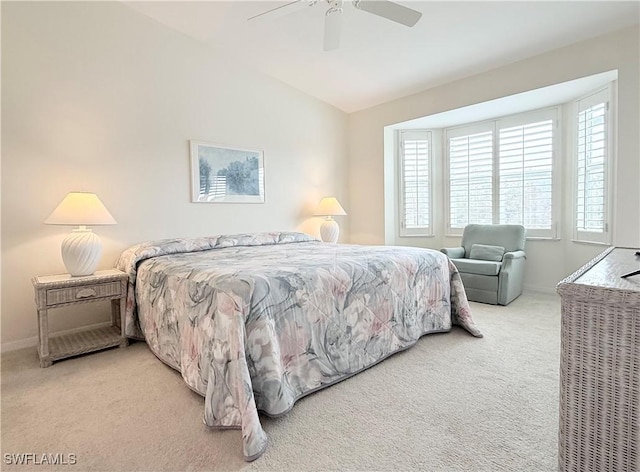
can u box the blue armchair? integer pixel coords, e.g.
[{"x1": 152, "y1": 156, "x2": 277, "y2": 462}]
[{"x1": 441, "y1": 224, "x2": 526, "y2": 305}]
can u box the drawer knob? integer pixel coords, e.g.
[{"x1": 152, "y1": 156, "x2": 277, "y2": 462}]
[{"x1": 76, "y1": 288, "x2": 96, "y2": 299}]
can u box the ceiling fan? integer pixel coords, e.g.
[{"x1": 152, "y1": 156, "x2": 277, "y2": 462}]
[{"x1": 248, "y1": 0, "x2": 422, "y2": 51}]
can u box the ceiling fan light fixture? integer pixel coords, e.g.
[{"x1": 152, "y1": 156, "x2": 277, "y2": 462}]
[{"x1": 248, "y1": 0, "x2": 422, "y2": 51}]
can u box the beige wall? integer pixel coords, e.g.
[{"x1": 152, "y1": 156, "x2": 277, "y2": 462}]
[
  {"x1": 1, "y1": 2, "x2": 348, "y2": 348},
  {"x1": 348, "y1": 26, "x2": 640, "y2": 292}
]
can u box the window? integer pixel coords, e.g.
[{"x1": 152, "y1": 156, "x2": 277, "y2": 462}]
[
  {"x1": 448, "y1": 126, "x2": 493, "y2": 228},
  {"x1": 498, "y1": 114, "x2": 555, "y2": 237},
  {"x1": 445, "y1": 108, "x2": 558, "y2": 238},
  {"x1": 399, "y1": 130, "x2": 431, "y2": 236},
  {"x1": 574, "y1": 89, "x2": 610, "y2": 244}
]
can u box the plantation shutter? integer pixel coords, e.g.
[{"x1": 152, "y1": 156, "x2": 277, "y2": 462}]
[
  {"x1": 399, "y1": 130, "x2": 431, "y2": 236},
  {"x1": 498, "y1": 117, "x2": 555, "y2": 238},
  {"x1": 575, "y1": 90, "x2": 609, "y2": 243},
  {"x1": 447, "y1": 128, "x2": 493, "y2": 232}
]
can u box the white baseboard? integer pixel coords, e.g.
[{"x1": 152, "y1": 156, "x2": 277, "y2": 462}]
[{"x1": 0, "y1": 321, "x2": 112, "y2": 354}]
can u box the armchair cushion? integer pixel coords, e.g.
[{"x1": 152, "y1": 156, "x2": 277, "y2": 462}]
[
  {"x1": 469, "y1": 244, "x2": 505, "y2": 262},
  {"x1": 451, "y1": 258, "x2": 502, "y2": 276}
]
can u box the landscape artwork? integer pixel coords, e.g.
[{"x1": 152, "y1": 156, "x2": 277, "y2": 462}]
[{"x1": 190, "y1": 140, "x2": 265, "y2": 203}]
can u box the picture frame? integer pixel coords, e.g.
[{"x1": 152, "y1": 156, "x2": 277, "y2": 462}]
[{"x1": 190, "y1": 140, "x2": 265, "y2": 203}]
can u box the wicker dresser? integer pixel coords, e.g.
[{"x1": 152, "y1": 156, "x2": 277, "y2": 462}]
[{"x1": 556, "y1": 247, "x2": 639, "y2": 472}]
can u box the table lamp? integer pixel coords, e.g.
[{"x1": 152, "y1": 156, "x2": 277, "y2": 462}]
[
  {"x1": 45, "y1": 192, "x2": 117, "y2": 276},
  {"x1": 315, "y1": 196, "x2": 346, "y2": 243}
]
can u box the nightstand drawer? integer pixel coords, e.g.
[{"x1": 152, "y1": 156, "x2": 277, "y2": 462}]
[{"x1": 46, "y1": 281, "x2": 122, "y2": 306}]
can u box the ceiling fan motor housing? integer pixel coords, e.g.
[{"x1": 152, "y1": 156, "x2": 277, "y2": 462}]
[{"x1": 249, "y1": 0, "x2": 423, "y2": 51}]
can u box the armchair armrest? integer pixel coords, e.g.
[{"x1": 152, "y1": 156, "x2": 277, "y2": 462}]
[
  {"x1": 441, "y1": 247, "x2": 465, "y2": 259},
  {"x1": 503, "y1": 250, "x2": 526, "y2": 260},
  {"x1": 498, "y1": 250, "x2": 526, "y2": 305}
]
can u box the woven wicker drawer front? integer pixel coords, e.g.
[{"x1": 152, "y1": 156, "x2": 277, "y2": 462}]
[
  {"x1": 46, "y1": 281, "x2": 121, "y2": 306},
  {"x1": 559, "y1": 299, "x2": 639, "y2": 472}
]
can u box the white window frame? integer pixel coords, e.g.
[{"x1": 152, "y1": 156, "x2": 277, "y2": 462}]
[
  {"x1": 444, "y1": 107, "x2": 561, "y2": 238},
  {"x1": 398, "y1": 130, "x2": 433, "y2": 237},
  {"x1": 573, "y1": 87, "x2": 613, "y2": 245}
]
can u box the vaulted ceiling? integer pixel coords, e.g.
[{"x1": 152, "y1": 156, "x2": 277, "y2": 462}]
[{"x1": 125, "y1": 1, "x2": 640, "y2": 113}]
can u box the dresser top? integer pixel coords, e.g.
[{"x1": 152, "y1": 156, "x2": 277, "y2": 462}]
[{"x1": 562, "y1": 247, "x2": 640, "y2": 292}]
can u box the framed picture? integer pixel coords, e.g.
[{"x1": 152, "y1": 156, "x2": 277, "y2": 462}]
[{"x1": 190, "y1": 140, "x2": 265, "y2": 203}]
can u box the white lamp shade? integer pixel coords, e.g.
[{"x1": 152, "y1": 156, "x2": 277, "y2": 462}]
[
  {"x1": 45, "y1": 192, "x2": 116, "y2": 276},
  {"x1": 45, "y1": 192, "x2": 116, "y2": 226},
  {"x1": 314, "y1": 197, "x2": 346, "y2": 217}
]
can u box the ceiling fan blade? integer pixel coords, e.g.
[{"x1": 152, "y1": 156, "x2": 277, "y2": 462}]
[
  {"x1": 324, "y1": 8, "x2": 342, "y2": 51},
  {"x1": 353, "y1": 0, "x2": 422, "y2": 27},
  {"x1": 248, "y1": 0, "x2": 308, "y2": 22}
]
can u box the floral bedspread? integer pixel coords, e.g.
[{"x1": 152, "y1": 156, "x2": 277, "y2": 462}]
[{"x1": 116, "y1": 232, "x2": 482, "y2": 461}]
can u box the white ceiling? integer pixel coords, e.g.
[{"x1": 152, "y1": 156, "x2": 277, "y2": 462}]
[{"x1": 124, "y1": 1, "x2": 640, "y2": 113}]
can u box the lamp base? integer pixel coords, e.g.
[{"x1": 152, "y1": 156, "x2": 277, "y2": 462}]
[
  {"x1": 320, "y1": 218, "x2": 340, "y2": 243},
  {"x1": 61, "y1": 228, "x2": 102, "y2": 276}
]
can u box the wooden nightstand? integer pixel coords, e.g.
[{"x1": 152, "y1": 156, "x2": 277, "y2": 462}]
[{"x1": 32, "y1": 269, "x2": 129, "y2": 367}]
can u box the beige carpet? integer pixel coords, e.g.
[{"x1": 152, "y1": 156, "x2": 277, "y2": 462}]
[{"x1": 1, "y1": 293, "x2": 560, "y2": 471}]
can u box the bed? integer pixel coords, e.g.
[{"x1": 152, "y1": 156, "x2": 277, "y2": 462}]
[{"x1": 116, "y1": 231, "x2": 482, "y2": 461}]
